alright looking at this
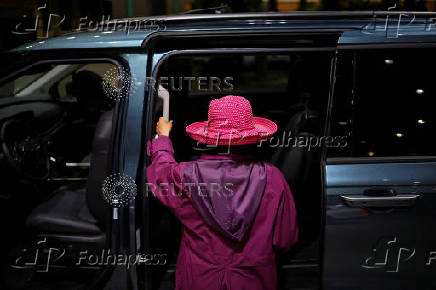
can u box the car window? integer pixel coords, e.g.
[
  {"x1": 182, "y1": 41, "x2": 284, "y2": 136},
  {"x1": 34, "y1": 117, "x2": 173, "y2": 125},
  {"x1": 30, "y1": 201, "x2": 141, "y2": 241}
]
[
  {"x1": 0, "y1": 62, "x2": 119, "y2": 100},
  {"x1": 329, "y1": 48, "x2": 436, "y2": 158},
  {"x1": 0, "y1": 63, "x2": 56, "y2": 97},
  {"x1": 188, "y1": 55, "x2": 290, "y2": 92},
  {"x1": 56, "y1": 63, "x2": 119, "y2": 101},
  {"x1": 0, "y1": 63, "x2": 78, "y2": 99}
]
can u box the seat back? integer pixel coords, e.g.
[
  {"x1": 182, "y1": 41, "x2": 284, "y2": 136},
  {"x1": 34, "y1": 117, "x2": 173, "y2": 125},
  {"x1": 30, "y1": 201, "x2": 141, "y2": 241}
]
[
  {"x1": 271, "y1": 109, "x2": 320, "y2": 184},
  {"x1": 271, "y1": 108, "x2": 322, "y2": 245},
  {"x1": 280, "y1": 109, "x2": 319, "y2": 188},
  {"x1": 85, "y1": 110, "x2": 113, "y2": 229}
]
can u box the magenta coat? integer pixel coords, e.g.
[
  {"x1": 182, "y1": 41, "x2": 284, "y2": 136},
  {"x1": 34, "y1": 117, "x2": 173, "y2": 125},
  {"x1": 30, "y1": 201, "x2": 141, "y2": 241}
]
[{"x1": 146, "y1": 136, "x2": 298, "y2": 290}]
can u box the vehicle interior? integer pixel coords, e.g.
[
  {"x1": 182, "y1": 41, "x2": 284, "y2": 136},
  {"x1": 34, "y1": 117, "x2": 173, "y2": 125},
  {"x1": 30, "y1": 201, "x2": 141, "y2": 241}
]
[
  {"x1": 148, "y1": 51, "x2": 334, "y2": 289},
  {"x1": 0, "y1": 61, "x2": 117, "y2": 289}
]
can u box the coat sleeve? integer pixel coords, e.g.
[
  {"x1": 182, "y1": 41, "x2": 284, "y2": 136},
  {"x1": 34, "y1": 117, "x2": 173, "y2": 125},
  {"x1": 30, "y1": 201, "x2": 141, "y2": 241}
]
[
  {"x1": 272, "y1": 171, "x2": 299, "y2": 254},
  {"x1": 145, "y1": 136, "x2": 187, "y2": 214}
]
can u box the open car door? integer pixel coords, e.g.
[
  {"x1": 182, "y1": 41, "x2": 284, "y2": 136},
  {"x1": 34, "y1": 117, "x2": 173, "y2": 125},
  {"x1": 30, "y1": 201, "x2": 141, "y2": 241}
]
[{"x1": 322, "y1": 29, "x2": 436, "y2": 289}]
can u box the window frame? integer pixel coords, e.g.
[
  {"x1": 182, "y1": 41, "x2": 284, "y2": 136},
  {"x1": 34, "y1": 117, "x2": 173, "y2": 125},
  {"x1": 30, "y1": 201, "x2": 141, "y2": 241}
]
[
  {"x1": 141, "y1": 47, "x2": 336, "y2": 289},
  {"x1": 0, "y1": 53, "x2": 132, "y2": 284}
]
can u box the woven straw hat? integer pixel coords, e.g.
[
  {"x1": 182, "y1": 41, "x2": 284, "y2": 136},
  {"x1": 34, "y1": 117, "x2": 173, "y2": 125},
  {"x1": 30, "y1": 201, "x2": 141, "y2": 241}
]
[{"x1": 185, "y1": 95, "x2": 277, "y2": 145}]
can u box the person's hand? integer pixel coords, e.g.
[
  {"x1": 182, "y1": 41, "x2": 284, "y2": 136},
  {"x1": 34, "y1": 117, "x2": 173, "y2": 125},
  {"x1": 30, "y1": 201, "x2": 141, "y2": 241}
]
[{"x1": 156, "y1": 117, "x2": 173, "y2": 137}]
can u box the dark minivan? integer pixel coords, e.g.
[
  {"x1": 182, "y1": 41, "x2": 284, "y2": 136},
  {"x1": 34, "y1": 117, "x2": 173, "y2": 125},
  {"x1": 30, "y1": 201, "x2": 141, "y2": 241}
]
[{"x1": 0, "y1": 11, "x2": 435, "y2": 290}]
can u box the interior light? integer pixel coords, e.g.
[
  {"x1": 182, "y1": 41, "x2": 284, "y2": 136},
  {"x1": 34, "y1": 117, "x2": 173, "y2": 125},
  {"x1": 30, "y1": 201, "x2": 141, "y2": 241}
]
[
  {"x1": 395, "y1": 133, "x2": 404, "y2": 138},
  {"x1": 416, "y1": 89, "x2": 424, "y2": 94},
  {"x1": 384, "y1": 59, "x2": 394, "y2": 64},
  {"x1": 417, "y1": 119, "x2": 426, "y2": 124},
  {"x1": 368, "y1": 151, "x2": 375, "y2": 157}
]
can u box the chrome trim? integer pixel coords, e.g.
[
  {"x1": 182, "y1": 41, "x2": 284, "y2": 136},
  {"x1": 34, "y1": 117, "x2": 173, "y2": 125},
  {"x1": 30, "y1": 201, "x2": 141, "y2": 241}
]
[
  {"x1": 65, "y1": 162, "x2": 91, "y2": 167},
  {"x1": 339, "y1": 194, "x2": 420, "y2": 208}
]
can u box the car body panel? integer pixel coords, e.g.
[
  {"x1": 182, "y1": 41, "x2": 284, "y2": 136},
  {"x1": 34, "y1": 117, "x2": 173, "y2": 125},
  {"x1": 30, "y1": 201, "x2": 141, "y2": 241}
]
[
  {"x1": 10, "y1": 11, "x2": 436, "y2": 53},
  {"x1": 323, "y1": 161, "x2": 436, "y2": 289},
  {"x1": 326, "y1": 162, "x2": 436, "y2": 192},
  {"x1": 11, "y1": 31, "x2": 150, "y2": 51}
]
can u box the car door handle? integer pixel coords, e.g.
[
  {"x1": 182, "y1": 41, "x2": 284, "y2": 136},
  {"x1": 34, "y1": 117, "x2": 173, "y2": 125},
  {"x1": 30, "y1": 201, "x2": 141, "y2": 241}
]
[
  {"x1": 339, "y1": 194, "x2": 420, "y2": 208},
  {"x1": 154, "y1": 85, "x2": 170, "y2": 139}
]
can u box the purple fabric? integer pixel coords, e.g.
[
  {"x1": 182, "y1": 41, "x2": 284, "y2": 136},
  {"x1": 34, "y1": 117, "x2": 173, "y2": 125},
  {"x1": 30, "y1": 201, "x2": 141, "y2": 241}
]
[
  {"x1": 146, "y1": 136, "x2": 298, "y2": 290},
  {"x1": 183, "y1": 155, "x2": 266, "y2": 242}
]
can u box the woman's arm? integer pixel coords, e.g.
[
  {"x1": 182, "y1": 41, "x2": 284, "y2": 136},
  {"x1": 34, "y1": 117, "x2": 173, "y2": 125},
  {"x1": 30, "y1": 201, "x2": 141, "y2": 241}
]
[{"x1": 146, "y1": 118, "x2": 188, "y2": 213}]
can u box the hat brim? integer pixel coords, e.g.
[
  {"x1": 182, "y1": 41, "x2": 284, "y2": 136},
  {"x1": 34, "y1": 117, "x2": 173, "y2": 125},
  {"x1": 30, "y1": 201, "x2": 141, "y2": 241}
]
[{"x1": 186, "y1": 117, "x2": 277, "y2": 145}]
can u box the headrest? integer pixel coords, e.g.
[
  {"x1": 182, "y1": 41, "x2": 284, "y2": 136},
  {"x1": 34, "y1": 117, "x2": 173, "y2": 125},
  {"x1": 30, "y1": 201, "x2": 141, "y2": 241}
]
[{"x1": 286, "y1": 109, "x2": 320, "y2": 136}]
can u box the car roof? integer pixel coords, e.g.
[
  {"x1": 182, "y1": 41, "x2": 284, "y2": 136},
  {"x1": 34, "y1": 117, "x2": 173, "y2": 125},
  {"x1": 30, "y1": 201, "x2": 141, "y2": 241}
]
[{"x1": 12, "y1": 11, "x2": 436, "y2": 52}]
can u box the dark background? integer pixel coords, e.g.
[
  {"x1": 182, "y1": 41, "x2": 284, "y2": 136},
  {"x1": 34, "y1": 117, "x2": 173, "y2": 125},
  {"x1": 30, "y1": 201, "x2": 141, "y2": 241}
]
[{"x1": 0, "y1": 0, "x2": 432, "y2": 51}]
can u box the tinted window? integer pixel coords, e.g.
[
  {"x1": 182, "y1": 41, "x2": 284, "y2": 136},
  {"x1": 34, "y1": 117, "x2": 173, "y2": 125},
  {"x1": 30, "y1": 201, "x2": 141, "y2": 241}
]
[
  {"x1": 0, "y1": 62, "x2": 119, "y2": 100},
  {"x1": 329, "y1": 49, "x2": 436, "y2": 158},
  {"x1": 0, "y1": 63, "x2": 55, "y2": 97}
]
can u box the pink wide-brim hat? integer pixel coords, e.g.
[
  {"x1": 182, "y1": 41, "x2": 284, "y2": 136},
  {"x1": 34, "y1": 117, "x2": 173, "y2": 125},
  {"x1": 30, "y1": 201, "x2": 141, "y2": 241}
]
[{"x1": 186, "y1": 95, "x2": 277, "y2": 145}]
